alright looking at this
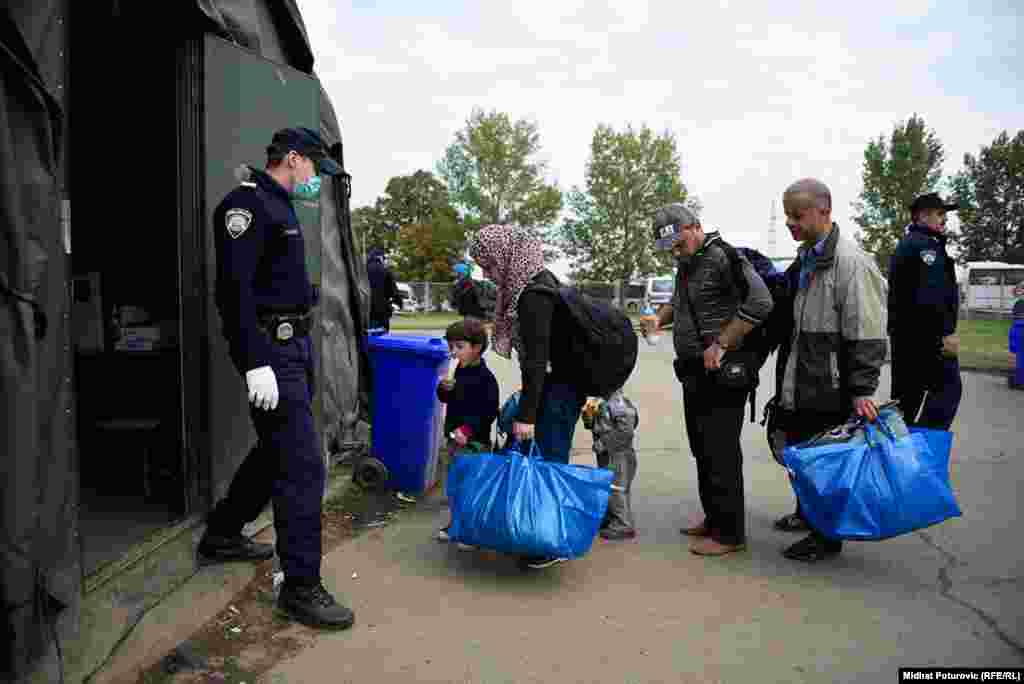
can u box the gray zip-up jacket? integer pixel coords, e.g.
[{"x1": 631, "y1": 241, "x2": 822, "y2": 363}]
[
  {"x1": 780, "y1": 225, "x2": 888, "y2": 413},
  {"x1": 671, "y1": 232, "x2": 774, "y2": 363}
]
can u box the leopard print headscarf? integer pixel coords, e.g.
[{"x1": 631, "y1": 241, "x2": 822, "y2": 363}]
[{"x1": 469, "y1": 225, "x2": 546, "y2": 359}]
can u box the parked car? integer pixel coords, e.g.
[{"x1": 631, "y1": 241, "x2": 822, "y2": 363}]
[{"x1": 393, "y1": 283, "x2": 419, "y2": 314}]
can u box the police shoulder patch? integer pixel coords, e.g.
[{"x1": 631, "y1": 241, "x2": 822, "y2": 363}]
[
  {"x1": 225, "y1": 208, "x2": 253, "y2": 239},
  {"x1": 921, "y1": 249, "x2": 937, "y2": 265}
]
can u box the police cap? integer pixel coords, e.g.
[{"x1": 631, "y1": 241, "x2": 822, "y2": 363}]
[
  {"x1": 910, "y1": 192, "x2": 959, "y2": 214},
  {"x1": 270, "y1": 127, "x2": 342, "y2": 176}
]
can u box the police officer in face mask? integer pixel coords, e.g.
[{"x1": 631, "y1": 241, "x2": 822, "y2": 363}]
[
  {"x1": 888, "y1": 193, "x2": 963, "y2": 430},
  {"x1": 198, "y1": 127, "x2": 354, "y2": 630}
]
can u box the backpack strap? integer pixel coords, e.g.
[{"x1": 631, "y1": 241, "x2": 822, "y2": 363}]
[{"x1": 715, "y1": 240, "x2": 750, "y2": 302}]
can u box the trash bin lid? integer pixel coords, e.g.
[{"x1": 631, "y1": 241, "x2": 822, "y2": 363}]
[{"x1": 367, "y1": 334, "x2": 449, "y2": 360}]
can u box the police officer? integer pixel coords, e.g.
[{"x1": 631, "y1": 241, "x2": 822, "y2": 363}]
[
  {"x1": 197, "y1": 127, "x2": 354, "y2": 630},
  {"x1": 889, "y1": 192, "x2": 963, "y2": 429}
]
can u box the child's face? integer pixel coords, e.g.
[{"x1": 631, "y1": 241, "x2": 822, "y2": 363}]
[{"x1": 449, "y1": 340, "x2": 482, "y2": 366}]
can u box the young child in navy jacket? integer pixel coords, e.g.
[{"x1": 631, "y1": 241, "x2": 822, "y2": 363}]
[{"x1": 435, "y1": 318, "x2": 499, "y2": 548}]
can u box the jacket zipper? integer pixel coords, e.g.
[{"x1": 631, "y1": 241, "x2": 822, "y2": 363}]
[{"x1": 793, "y1": 275, "x2": 812, "y2": 407}]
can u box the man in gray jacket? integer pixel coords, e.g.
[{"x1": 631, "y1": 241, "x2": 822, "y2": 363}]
[
  {"x1": 772, "y1": 178, "x2": 888, "y2": 562},
  {"x1": 648, "y1": 204, "x2": 774, "y2": 556}
]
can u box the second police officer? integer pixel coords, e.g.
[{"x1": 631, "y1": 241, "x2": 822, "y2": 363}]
[
  {"x1": 888, "y1": 192, "x2": 964, "y2": 430},
  {"x1": 197, "y1": 127, "x2": 355, "y2": 630}
]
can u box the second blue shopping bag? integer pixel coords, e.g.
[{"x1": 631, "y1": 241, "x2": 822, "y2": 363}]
[{"x1": 783, "y1": 406, "x2": 961, "y2": 541}]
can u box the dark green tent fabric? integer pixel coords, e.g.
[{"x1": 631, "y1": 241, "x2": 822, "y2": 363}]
[
  {"x1": 1, "y1": 1, "x2": 369, "y2": 679},
  {"x1": 1, "y1": 3, "x2": 76, "y2": 681}
]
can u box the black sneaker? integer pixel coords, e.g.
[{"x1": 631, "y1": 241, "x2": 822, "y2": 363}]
[
  {"x1": 197, "y1": 533, "x2": 274, "y2": 564},
  {"x1": 277, "y1": 583, "x2": 355, "y2": 630},
  {"x1": 522, "y1": 556, "x2": 567, "y2": 569}
]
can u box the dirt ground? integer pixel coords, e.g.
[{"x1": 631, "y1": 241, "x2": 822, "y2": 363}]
[{"x1": 134, "y1": 477, "x2": 401, "y2": 684}]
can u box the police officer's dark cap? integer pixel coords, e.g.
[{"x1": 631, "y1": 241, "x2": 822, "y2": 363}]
[
  {"x1": 910, "y1": 192, "x2": 959, "y2": 214},
  {"x1": 270, "y1": 127, "x2": 341, "y2": 176}
]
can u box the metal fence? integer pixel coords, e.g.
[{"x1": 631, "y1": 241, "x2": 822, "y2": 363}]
[{"x1": 399, "y1": 281, "x2": 649, "y2": 313}]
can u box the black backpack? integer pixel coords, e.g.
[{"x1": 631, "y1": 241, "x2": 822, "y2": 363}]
[
  {"x1": 721, "y1": 243, "x2": 790, "y2": 370},
  {"x1": 699, "y1": 241, "x2": 791, "y2": 421},
  {"x1": 528, "y1": 273, "x2": 639, "y2": 398},
  {"x1": 475, "y1": 279, "x2": 497, "y2": 320}
]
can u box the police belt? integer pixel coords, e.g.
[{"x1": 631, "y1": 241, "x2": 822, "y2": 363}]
[{"x1": 259, "y1": 312, "x2": 312, "y2": 342}]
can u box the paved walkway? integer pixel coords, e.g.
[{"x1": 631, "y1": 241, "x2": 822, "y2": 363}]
[{"x1": 265, "y1": 335, "x2": 1024, "y2": 683}]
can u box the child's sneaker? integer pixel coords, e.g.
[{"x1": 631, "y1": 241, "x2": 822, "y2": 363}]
[
  {"x1": 437, "y1": 526, "x2": 451, "y2": 542},
  {"x1": 456, "y1": 542, "x2": 477, "y2": 551}
]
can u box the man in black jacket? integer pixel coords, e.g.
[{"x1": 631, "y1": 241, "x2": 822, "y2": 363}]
[
  {"x1": 649, "y1": 203, "x2": 774, "y2": 557},
  {"x1": 366, "y1": 247, "x2": 402, "y2": 332},
  {"x1": 888, "y1": 193, "x2": 963, "y2": 429}
]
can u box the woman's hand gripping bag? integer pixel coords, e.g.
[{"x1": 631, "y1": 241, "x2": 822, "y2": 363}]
[
  {"x1": 446, "y1": 443, "x2": 614, "y2": 558},
  {"x1": 782, "y1": 406, "x2": 961, "y2": 541}
]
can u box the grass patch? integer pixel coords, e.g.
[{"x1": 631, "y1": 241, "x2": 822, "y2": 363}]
[
  {"x1": 388, "y1": 313, "x2": 1016, "y2": 371},
  {"x1": 389, "y1": 311, "x2": 648, "y2": 331},
  {"x1": 957, "y1": 318, "x2": 1014, "y2": 371},
  {"x1": 388, "y1": 312, "x2": 461, "y2": 330}
]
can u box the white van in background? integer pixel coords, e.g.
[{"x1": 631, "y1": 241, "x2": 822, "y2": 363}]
[{"x1": 963, "y1": 262, "x2": 1024, "y2": 313}]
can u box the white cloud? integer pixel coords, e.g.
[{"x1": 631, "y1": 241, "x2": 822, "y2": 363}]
[{"x1": 297, "y1": 0, "x2": 1020, "y2": 258}]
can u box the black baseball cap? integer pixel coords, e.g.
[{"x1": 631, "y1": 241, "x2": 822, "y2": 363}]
[
  {"x1": 269, "y1": 127, "x2": 341, "y2": 175},
  {"x1": 910, "y1": 192, "x2": 959, "y2": 214}
]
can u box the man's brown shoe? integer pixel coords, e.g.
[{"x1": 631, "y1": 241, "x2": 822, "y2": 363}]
[
  {"x1": 680, "y1": 520, "x2": 711, "y2": 537},
  {"x1": 690, "y1": 537, "x2": 746, "y2": 556}
]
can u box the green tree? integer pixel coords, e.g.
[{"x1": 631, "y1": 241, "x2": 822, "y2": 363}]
[
  {"x1": 950, "y1": 130, "x2": 1024, "y2": 263},
  {"x1": 852, "y1": 114, "x2": 946, "y2": 272},
  {"x1": 437, "y1": 108, "x2": 563, "y2": 249},
  {"x1": 353, "y1": 170, "x2": 469, "y2": 278},
  {"x1": 391, "y1": 215, "x2": 466, "y2": 282},
  {"x1": 351, "y1": 205, "x2": 397, "y2": 258},
  {"x1": 555, "y1": 124, "x2": 691, "y2": 295},
  {"x1": 378, "y1": 170, "x2": 453, "y2": 226}
]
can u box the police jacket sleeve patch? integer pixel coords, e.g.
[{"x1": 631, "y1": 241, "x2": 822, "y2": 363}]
[{"x1": 225, "y1": 208, "x2": 254, "y2": 239}]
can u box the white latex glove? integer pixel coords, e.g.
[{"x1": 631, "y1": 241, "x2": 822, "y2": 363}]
[{"x1": 246, "y1": 366, "x2": 279, "y2": 411}]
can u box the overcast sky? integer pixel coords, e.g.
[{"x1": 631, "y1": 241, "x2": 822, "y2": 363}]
[{"x1": 296, "y1": 0, "x2": 1021, "y2": 274}]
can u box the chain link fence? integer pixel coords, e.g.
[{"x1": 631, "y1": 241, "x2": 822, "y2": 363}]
[{"x1": 398, "y1": 281, "x2": 648, "y2": 313}]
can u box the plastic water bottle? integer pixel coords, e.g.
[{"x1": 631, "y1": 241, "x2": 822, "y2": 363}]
[{"x1": 641, "y1": 304, "x2": 661, "y2": 346}]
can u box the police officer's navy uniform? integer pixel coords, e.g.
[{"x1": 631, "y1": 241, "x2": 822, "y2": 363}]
[
  {"x1": 199, "y1": 127, "x2": 353, "y2": 629},
  {"x1": 889, "y1": 196, "x2": 963, "y2": 429}
]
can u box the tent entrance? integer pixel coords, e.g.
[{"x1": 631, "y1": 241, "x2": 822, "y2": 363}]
[{"x1": 70, "y1": 5, "x2": 189, "y2": 578}]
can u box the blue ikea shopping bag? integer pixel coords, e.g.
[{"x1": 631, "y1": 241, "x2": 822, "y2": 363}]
[
  {"x1": 446, "y1": 444, "x2": 614, "y2": 558},
  {"x1": 783, "y1": 406, "x2": 961, "y2": 541}
]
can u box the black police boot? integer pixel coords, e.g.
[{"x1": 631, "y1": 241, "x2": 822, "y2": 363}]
[
  {"x1": 277, "y1": 582, "x2": 355, "y2": 630},
  {"x1": 197, "y1": 533, "x2": 274, "y2": 565}
]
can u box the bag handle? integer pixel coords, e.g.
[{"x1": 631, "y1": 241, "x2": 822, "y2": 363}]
[
  {"x1": 801, "y1": 400, "x2": 902, "y2": 447},
  {"x1": 504, "y1": 439, "x2": 543, "y2": 460}
]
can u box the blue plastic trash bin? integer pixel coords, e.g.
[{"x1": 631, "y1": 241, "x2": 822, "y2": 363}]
[
  {"x1": 1010, "y1": 300, "x2": 1024, "y2": 389},
  {"x1": 366, "y1": 334, "x2": 450, "y2": 494}
]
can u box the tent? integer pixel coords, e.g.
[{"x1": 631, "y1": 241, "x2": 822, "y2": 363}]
[{"x1": 1, "y1": 2, "x2": 370, "y2": 680}]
